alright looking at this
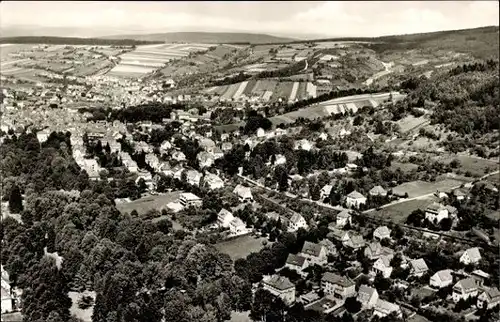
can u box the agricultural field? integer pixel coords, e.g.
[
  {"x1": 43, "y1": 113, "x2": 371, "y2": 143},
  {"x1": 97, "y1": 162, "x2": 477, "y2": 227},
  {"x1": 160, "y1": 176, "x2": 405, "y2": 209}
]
[
  {"x1": 215, "y1": 234, "x2": 270, "y2": 260},
  {"x1": 270, "y1": 81, "x2": 294, "y2": 102},
  {"x1": 397, "y1": 115, "x2": 430, "y2": 134},
  {"x1": 109, "y1": 42, "x2": 212, "y2": 78},
  {"x1": 115, "y1": 191, "x2": 182, "y2": 215}
]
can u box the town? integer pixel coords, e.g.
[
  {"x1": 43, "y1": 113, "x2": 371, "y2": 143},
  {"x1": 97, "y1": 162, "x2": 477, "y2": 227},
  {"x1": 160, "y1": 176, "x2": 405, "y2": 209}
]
[{"x1": 1, "y1": 2, "x2": 499, "y2": 322}]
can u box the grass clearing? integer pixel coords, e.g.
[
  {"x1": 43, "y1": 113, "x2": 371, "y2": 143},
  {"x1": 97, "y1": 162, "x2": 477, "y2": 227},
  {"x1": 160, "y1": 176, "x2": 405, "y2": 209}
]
[
  {"x1": 215, "y1": 234, "x2": 269, "y2": 260},
  {"x1": 434, "y1": 155, "x2": 499, "y2": 178},
  {"x1": 371, "y1": 196, "x2": 438, "y2": 223},
  {"x1": 397, "y1": 115, "x2": 430, "y2": 134},
  {"x1": 115, "y1": 192, "x2": 182, "y2": 215},
  {"x1": 69, "y1": 291, "x2": 96, "y2": 322},
  {"x1": 392, "y1": 179, "x2": 464, "y2": 198}
]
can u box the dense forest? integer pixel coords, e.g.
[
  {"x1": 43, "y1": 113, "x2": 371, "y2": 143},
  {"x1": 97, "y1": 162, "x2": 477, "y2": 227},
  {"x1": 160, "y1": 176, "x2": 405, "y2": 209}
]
[{"x1": 79, "y1": 103, "x2": 187, "y2": 123}]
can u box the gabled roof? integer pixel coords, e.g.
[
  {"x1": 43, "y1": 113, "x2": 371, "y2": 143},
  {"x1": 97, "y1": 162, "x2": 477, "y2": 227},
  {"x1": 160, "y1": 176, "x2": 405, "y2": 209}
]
[
  {"x1": 337, "y1": 209, "x2": 351, "y2": 219},
  {"x1": 263, "y1": 275, "x2": 295, "y2": 290},
  {"x1": 375, "y1": 299, "x2": 400, "y2": 315},
  {"x1": 462, "y1": 247, "x2": 482, "y2": 262},
  {"x1": 481, "y1": 287, "x2": 500, "y2": 301},
  {"x1": 217, "y1": 208, "x2": 233, "y2": 220},
  {"x1": 357, "y1": 285, "x2": 377, "y2": 303},
  {"x1": 410, "y1": 258, "x2": 429, "y2": 273},
  {"x1": 426, "y1": 202, "x2": 446, "y2": 213},
  {"x1": 347, "y1": 190, "x2": 365, "y2": 199},
  {"x1": 433, "y1": 269, "x2": 453, "y2": 283},
  {"x1": 286, "y1": 254, "x2": 307, "y2": 267},
  {"x1": 301, "y1": 241, "x2": 324, "y2": 257},
  {"x1": 374, "y1": 226, "x2": 391, "y2": 237},
  {"x1": 290, "y1": 213, "x2": 306, "y2": 224},
  {"x1": 347, "y1": 234, "x2": 365, "y2": 248},
  {"x1": 369, "y1": 185, "x2": 387, "y2": 195},
  {"x1": 455, "y1": 278, "x2": 479, "y2": 292},
  {"x1": 322, "y1": 272, "x2": 354, "y2": 288},
  {"x1": 375, "y1": 255, "x2": 392, "y2": 268}
]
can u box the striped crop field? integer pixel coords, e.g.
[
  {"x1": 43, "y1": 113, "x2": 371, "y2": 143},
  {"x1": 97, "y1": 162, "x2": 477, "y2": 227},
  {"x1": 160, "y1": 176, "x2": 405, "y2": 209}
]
[
  {"x1": 232, "y1": 81, "x2": 248, "y2": 100},
  {"x1": 108, "y1": 43, "x2": 212, "y2": 78},
  {"x1": 288, "y1": 82, "x2": 299, "y2": 102},
  {"x1": 242, "y1": 79, "x2": 258, "y2": 96}
]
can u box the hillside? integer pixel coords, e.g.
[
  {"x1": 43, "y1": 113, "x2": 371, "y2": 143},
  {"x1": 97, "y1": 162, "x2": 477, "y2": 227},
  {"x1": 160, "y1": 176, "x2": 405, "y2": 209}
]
[
  {"x1": 100, "y1": 31, "x2": 295, "y2": 44},
  {"x1": 0, "y1": 36, "x2": 162, "y2": 46}
]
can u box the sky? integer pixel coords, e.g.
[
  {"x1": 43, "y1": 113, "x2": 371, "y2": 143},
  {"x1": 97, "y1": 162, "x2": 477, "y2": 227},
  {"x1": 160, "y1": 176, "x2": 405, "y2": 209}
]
[{"x1": 1, "y1": 1, "x2": 499, "y2": 38}]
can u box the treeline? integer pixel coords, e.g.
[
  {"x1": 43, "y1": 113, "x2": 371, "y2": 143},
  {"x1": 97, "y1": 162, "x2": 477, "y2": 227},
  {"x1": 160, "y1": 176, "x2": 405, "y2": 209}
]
[
  {"x1": 80, "y1": 103, "x2": 187, "y2": 123},
  {"x1": 256, "y1": 59, "x2": 307, "y2": 79},
  {"x1": 0, "y1": 36, "x2": 163, "y2": 46},
  {"x1": 212, "y1": 72, "x2": 251, "y2": 86}
]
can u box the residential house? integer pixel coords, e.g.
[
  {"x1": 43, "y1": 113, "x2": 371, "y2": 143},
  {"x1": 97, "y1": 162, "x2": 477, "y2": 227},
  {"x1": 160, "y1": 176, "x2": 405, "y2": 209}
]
[
  {"x1": 320, "y1": 185, "x2": 333, "y2": 200},
  {"x1": 160, "y1": 140, "x2": 172, "y2": 153},
  {"x1": 285, "y1": 254, "x2": 309, "y2": 275},
  {"x1": 373, "y1": 226, "x2": 391, "y2": 240},
  {"x1": 336, "y1": 210, "x2": 352, "y2": 228},
  {"x1": 217, "y1": 209, "x2": 234, "y2": 228},
  {"x1": 343, "y1": 234, "x2": 365, "y2": 250},
  {"x1": 410, "y1": 258, "x2": 429, "y2": 277},
  {"x1": 228, "y1": 217, "x2": 247, "y2": 235},
  {"x1": 460, "y1": 247, "x2": 482, "y2": 265},
  {"x1": 256, "y1": 127, "x2": 266, "y2": 138},
  {"x1": 233, "y1": 184, "x2": 253, "y2": 202},
  {"x1": 321, "y1": 272, "x2": 356, "y2": 300},
  {"x1": 262, "y1": 275, "x2": 296, "y2": 305},
  {"x1": 364, "y1": 242, "x2": 394, "y2": 260},
  {"x1": 288, "y1": 213, "x2": 308, "y2": 232},
  {"x1": 346, "y1": 191, "x2": 367, "y2": 208},
  {"x1": 294, "y1": 139, "x2": 312, "y2": 151},
  {"x1": 453, "y1": 278, "x2": 480, "y2": 303},
  {"x1": 197, "y1": 151, "x2": 215, "y2": 168},
  {"x1": 369, "y1": 185, "x2": 387, "y2": 197},
  {"x1": 373, "y1": 300, "x2": 402, "y2": 319},
  {"x1": 212, "y1": 147, "x2": 224, "y2": 159},
  {"x1": 186, "y1": 170, "x2": 203, "y2": 186},
  {"x1": 300, "y1": 241, "x2": 328, "y2": 266},
  {"x1": 179, "y1": 192, "x2": 203, "y2": 208},
  {"x1": 429, "y1": 269, "x2": 454, "y2": 289},
  {"x1": 319, "y1": 239, "x2": 337, "y2": 256},
  {"x1": 425, "y1": 202, "x2": 449, "y2": 223},
  {"x1": 453, "y1": 189, "x2": 468, "y2": 201},
  {"x1": 329, "y1": 228, "x2": 350, "y2": 243},
  {"x1": 221, "y1": 142, "x2": 233, "y2": 152},
  {"x1": 357, "y1": 285, "x2": 379, "y2": 309},
  {"x1": 477, "y1": 287, "x2": 500, "y2": 310},
  {"x1": 471, "y1": 270, "x2": 490, "y2": 287},
  {"x1": 372, "y1": 255, "x2": 393, "y2": 278},
  {"x1": 203, "y1": 173, "x2": 224, "y2": 190},
  {"x1": 273, "y1": 154, "x2": 287, "y2": 166}
]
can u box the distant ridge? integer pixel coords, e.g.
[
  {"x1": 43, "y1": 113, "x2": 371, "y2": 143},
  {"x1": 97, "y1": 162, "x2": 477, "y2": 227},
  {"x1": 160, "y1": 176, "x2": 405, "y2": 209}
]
[
  {"x1": 0, "y1": 36, "x2": 162, "y2": 46},
  {"x1": 100, "y1": 31, "x2": 296, "y2": 44}
]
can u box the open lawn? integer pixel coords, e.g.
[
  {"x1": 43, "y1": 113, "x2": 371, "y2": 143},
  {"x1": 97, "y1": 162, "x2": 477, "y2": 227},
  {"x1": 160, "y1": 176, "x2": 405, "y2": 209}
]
[
  {"x1": 115, "y1": 192, "x2": 182, "y2": 215},
  {"x1": 230, "y1": 311, "x2": 250, "y2": 322},
  {"x1": 434, "y1": 155, "x2": 499, "y2": 178},
  {"x1": 392, "y1": 178, "x2": 464, "y2": 198},
  {"x1": 370, "y1": 196, "x2": 439, "y2": 223},
  {"x1": 390, "y1": 161, "x2": 419, "y2": 173},
  {"x1": 215, "y1": 234, "x2": 269, "y2": 261},
  {"x1": 397, "y1": 115, "x2": 430, "y2": 134}
]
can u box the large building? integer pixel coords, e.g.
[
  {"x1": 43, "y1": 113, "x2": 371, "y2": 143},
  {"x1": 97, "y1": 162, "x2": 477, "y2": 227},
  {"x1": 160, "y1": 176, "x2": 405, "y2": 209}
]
[
  {"x1": 262, "y1": 275, "x2": 296, "y2": 305},
  {"x1": 321, "y1": 272, "x2": 356, "y2": 300},
  {"x1": 179, "y1": 192, "x2": 203, "y2": 208}
]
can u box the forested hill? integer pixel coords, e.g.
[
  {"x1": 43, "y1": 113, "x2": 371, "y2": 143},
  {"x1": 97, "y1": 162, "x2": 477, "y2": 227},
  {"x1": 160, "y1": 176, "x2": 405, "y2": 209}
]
[{"x1": 0, "y1": 36, "x2": 163, "y2": 46}]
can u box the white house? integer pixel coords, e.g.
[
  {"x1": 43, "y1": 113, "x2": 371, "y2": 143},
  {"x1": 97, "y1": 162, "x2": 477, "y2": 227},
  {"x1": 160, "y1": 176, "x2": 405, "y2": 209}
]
[
  {"x1": 372, "y1": 255, "x2": 393, "y2": 278},
  {"x1": 288, "y1": 213, "x2": 308, "y2": 232},
  {"x1": 179, "y1": 192, "x2": 202, "y2": 208},
  {"x1": 172, "y1": 151, "x2": 186, "y2": 161},
  {"x1": 357, "y1": 285, "x2": 379, "y2": 309},
  {"x1": 429, "y1": 269, "x2": 454, "y2": 289},
  {"x1": 217, "y1": 209, "x2": 234, "y2": 228},
  {"x1": 186, "y1": 170, "x2": 203, "y2": 187},
  {"x1": 330, "y1": 228, "x2": 350, "y2": 243},
  {"x1": 364, "y1": 242, "x2": 394, "y2": 261},
  {"x1": 346, "y1": 191, "x2": 367, "y2": 208},
  {"x1": 197, "y1": 151, "x2": 215, "y2": 168},
  {"x1": 477, "y1": 287, "x2": 500, "y2": 310},
  {"x1": 320, "y1": 184, "x2": 333, "y2": 200},
  {"x1": 460, "y1": 247, "x2": 482, "y2": 265},
  {"x1": 1, "y1": 265, "x2": 13, "y2": 314},
  {"x1": 453, "y1": 278, "x2": 480, "y2": 303},
  {"x1": 373, "y1": 226, "x2": 391, "y2": 240},
  {"x1": 369, "y1": 185, "x2": 387, "y2": 197},
  {"x1": 233, "y1": 184, "x2": 253, "y2": 202},
  {"x1": 228, "y1": 217, "x2": 247, "y2": 235},
  {"x1": 425, "y1": 202, "x2": 449, "y2": 223},
  {"x1": 256, "y1": 127, "x2": 266, "y2": 138},
  {"x1": 343, "y1": 234, "x2": 365, "y2": 250},
  {"x1": 262, "y1": 275, "x2": 296, "y2": 305},
  {"x1": 409, "y1": 258, "x2": 429, "y2": 277},
  {"x1": 336, "y1": 210, "x2": 352, "y2": 228}
]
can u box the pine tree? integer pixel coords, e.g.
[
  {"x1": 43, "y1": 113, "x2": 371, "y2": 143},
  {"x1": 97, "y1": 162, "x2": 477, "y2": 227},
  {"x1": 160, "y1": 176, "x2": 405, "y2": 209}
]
[{"x1": 8, "y1": 185, "x2": 23, "y2": 213}]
